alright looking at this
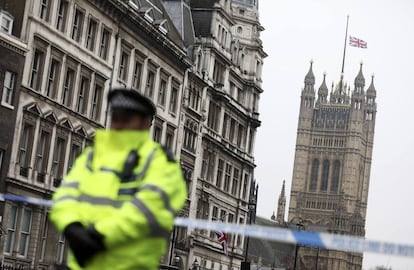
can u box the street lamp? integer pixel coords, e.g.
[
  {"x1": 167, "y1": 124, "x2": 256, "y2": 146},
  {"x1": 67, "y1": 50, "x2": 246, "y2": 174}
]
[{"x1": 293, "y1": 221, "x2": 304, "y2": 270}]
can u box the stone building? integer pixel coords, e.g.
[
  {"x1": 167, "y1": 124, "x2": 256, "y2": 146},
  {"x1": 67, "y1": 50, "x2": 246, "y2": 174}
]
[
  {"x1": 0, "y1": 0, "x2": 265, "y2": 269},
  {"x1": 286, "y1": 61, "x2": 377, "y2": 269}
]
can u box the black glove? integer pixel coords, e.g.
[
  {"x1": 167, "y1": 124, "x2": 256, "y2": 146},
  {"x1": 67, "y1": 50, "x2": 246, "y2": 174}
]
[{"x1": 64, "y1": 222, "x2": 105, "y2": 267}]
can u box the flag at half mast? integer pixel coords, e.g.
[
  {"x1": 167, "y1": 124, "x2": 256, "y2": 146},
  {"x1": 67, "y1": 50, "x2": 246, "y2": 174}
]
[{"x1": 349, "y1": 35, "x2": 367, "y2": 48}]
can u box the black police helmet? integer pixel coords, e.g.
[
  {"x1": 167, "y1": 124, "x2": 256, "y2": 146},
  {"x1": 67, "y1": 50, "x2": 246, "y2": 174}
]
[{"x1": 107, "y1": 88, "x2": 156, "y2": 117}]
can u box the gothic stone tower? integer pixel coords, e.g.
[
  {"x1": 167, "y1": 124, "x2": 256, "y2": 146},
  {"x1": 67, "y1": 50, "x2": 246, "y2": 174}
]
[{"x1": 287, "y1": 61, "x2": 377, "y2": 270}]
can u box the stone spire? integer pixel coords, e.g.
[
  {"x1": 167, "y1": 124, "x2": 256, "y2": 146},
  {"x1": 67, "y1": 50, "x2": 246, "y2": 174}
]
[
  {"x1": 317, "y1": 72, "x2": 329, "y2": 104},
  {"x1": 366, "y1": 74, "x2": 376, "y2": 99},
  {"x1": 304, "y1": 60, "x2": 315, "y2": 89},
  {"x1": 275, "y1": 180, "x2": 286, "y2": 223}
]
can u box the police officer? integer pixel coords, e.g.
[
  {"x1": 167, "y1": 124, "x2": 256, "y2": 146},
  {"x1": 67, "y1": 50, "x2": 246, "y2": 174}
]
[{"x1": 50, "y1": 88, "x2": 188, "y2": 270}]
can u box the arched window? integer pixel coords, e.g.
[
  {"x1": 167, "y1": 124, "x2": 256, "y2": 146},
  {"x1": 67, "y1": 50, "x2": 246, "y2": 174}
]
[
  {"x1": 321, "y1": 159, "x2": 329, "y2": 191},
  {"x1": 331, "y1": 160, "x2": 341, "y2": 192},
  {"x1": 309, "y1": 159, "x2": 319, "y2": 191}
]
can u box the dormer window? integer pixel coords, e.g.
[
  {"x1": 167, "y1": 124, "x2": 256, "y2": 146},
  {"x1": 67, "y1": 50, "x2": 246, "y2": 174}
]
[
  {"x1": 139, "y1": 7, "x2": 154, "y2": 23},
  {"x1": 129, "y1": 0, "x2": 140, "y2": 10},
  {"x1": 155, "y1": 19, "x2": 168, "y2": 35},
  {"x1": 0, "y1": 10, "x2": 14, "y2": 34}
]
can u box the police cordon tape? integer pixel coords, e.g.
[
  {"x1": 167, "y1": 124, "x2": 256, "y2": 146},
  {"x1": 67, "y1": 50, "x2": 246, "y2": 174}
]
[{"x1": 1, "y1": 193, "x2": 413, "y2": 258}]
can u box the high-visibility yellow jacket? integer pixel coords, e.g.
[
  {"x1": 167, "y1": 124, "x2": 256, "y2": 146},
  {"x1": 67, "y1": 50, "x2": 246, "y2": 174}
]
[{"x1": 50, "y1": 129, "x2": 187, "y2": 270}]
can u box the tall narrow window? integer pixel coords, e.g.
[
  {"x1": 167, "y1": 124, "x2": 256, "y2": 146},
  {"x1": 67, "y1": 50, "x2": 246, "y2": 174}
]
[
  {"x1": 56, "y1": 234, "x2": 66, "y2": 264},
  {"x1": 153, "y1": 125, "x2": 162, "y2": 143},
  {"x1": 19, "y1": 123, "x2": 34, "y2": 175},
  {"x1": 0, "y1": 149, "x2": 4, "y2": 172},
  {"x1": 90, "y1": 83, "x2": 103, "y2": 121},
  {"x1": 99, "y1": 27, "x2": 110, "y2": 60},
  {"x1": 76, "y1": 76, "x2": 90, "y2": 114},
  {"x1": 310, "y1": 159, "x2": 319, "y2": 191},
  {"x1": 216, "y1": 159, "x2": 224, "y2": 188},
  {"x1": 46, "y1": 59, "x2": 60, "y2": 99},
  {"x1": 85, "y1": 17, "x2": 97, "y2": 51},
  {"x1": 132, "y1": 60, "x2": 142, "y2": 90},
  {"x1": 118, "y1": 51, "x2": 129, "y2": 81},
  {"x1": 169, "y1": 85, "x2": 178, "y2": 114},
  {"x1": 67, "y1": 143, "x2": 81, "y2": 172},
  {"x1": 71, "y1": 8, "x2": 84, "y2": 42},
  {"x1": 231, "y1": 168, "x2": 240, "y2": 196},
  {"x1": 158, "y1": 79, "x2": 167, "y2": 106},
  {"x1": 331, "y1": 160, "x2": 341, "y2": 193},
  {"x1": 30, "y1": 50, "x2": 44, "y2": 90},
  {"x1": 56, "y1": 0, "x2": 68, "y2": 32},
  {"x1": 4, "y1": 205, "x2": 17, "y2": 254},
  {"x1": 207, "y1": 101, "x2": 220, "y2": 132},
  {"x1": 242, "y1": 173, "x2": 249, "y2": 200},
  {"x1": 52, "y1": 137, "x2": 66, "y2": 180},
  {"x1": 2, "y1": 71, "x2": 15, "y2": 105},
  {"x1": 39, "y1": 216, "x2": 48, "y2": 261},
  {"x1": 62, "y1": 67, "x2": 74, "y2": 107},
  {"x1": 40, "y1": 0, "x2": 50, "y2": 21},
  {"x1": 36, "y1": 130, "x2": 51, "y2": 182},
  {"x1": 18, "y1": 208, "x2": 32, "y2": 257},
  {"x1": 144, "y1": 70, "x2": 155, "y2": 98},
  {"x1": 224, "y1": 163, "x2": 232, "y2": 193},
  {"x1": 321, "y1": 160, "x2": 330, "y2": 191}
]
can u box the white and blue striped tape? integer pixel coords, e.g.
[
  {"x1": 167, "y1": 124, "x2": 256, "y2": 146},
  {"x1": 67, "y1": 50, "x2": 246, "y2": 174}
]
[{"x1": 1, "y1": 193, "x2": 413, "y2": 258}]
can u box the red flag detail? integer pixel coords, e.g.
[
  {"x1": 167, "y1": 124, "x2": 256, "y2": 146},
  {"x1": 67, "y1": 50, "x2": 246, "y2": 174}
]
[
  {"x1": 216, "y1": 231, "x2": 228, "y2": 255},
  {"x1": 349, "y1": 36, "x2": 367, "y2": 48}
]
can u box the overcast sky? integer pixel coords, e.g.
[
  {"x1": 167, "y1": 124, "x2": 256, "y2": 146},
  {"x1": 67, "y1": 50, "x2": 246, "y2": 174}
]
[{"x1": 255, "y1": 1, "x2": 414, "y2": 269}]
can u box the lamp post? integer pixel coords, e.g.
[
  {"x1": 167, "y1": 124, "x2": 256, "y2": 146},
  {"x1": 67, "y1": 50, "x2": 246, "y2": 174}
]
[{"x1": 293, "y1": 221, "x2": 304, "y2": 270}]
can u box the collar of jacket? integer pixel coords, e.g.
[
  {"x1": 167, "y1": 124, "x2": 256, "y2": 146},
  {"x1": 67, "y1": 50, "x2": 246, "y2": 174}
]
[{"x1": 94, "y1": 129, "x2": 150, "y2": 155}]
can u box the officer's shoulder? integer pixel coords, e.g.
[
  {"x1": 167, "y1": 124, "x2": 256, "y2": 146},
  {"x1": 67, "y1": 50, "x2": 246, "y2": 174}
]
[{"x1": 158, "y1": 144, "x2": 176, "y2": 163}]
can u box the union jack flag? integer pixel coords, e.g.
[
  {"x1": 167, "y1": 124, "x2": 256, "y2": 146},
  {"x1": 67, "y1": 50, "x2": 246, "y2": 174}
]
[
  {"x1": 216, "y1": 231, "x2": 228, "y2": 255},
  {"x1": 349, "y1": 36, "x2": 367, "y2": 48}
]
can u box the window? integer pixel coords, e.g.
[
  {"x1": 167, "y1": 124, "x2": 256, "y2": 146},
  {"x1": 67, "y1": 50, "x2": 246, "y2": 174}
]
[
  {"x1": 2, "y1": 71, "x2": 15, "y2": 105},
  {"x1": 30, "y1": 50, "x2": 44, "y2": 90},
  {"x1": 56, "y1": 234, "x2": 66, "y2": 264},
  {"x1": 310, "y1": 159, "x2": 319, "y2": 191},
  {"x1": 216, "y1": 159, "x2": 224, "y2": 188},
  {"x1": 118, "y1": 51, "x2": 130, "y2": 81},
  {"x1": 56, "y1": 0, "x2": 68, "y2": 32},
  {"x1": 158, "y1": 78, "x2": 167, "y2": 106},
  {"x1": 183, "y1": 120, "x2": 197, "y2": 153},
  {"x1": 169, "y1": 84, "x2": 178, "y2": 114},
  {"x1": 5, "y1": 205, "x2": 18, "y2": 254},
  {"x1": 99, "y1": 27, "x2": 110, "y2": 60},
  {"x1": 222, "y1": 113, "x2": 229, "y2": 139},
  {"x1": 90, "y1": 83, "x2": 103, "y2": 121},
  {"x1": 132, "y1": 60, "x2": 142, "y2": 90},
  {"x1": 188, "y1": 81, "x2": 201, "y2": 111},
  {"x1": 242, "y1": 173, "x2": 249, "y2": 200},
  {"x1": 213, "y1": 60, "x2": 225, "y2": 85},
  {"x1": 52, "y1": 137, "x2": 66, "y2": 180},
  {"x1": 62, "y1": 67, "x2": 75, "y2": 107},
  {"x1": 237, "y1": 87, "x2": 245, "y2": 105},
  {"x1": 237, "y1": 124, "x2": 245, "y2": 148},
  {"x1": 67, "y1": 143, "x2": 81, "y2": 172},
  {"x1": 0, "y1": 11, "x2": 13, "y2": 34},
  {"x1": 207, "y1": 101, "x2": 220, "y2": 132},
  {"x1": 232, "y1": 168, "x2": 239, "y2": 196},
  {"x1": 331, "y1": 160, "x2": 340, "y2": 193},
  {"x1": 19, "y1": 123, "x2": 34, "y2": 175},
  {"x1": 165, "y1": 126, "x2": 175, "y2": 150},
  {"x1": 35, "y1": 130, "x2": 51, "y2": 182},
  {"x1": 18, "y1": 208, "x2": 32, "y2": 257},
  {"x1": 40, "y1": 0, "x2": 50, "y2": 21},
  {"x1": 71, "y1": 8, "x2": 84, "y2": 42},
  {"x1": 46, "y1": 59, "x2": 60, "y2": 99},
  {"x1": 85, "y1": 16, "x2": 97, "y2": 51},
  {"x1": 321, "y1": 160, "x2": 329, "y2": 191},
  {"x1": 76, "y1": 76, "x2": 90, "y2": 114},
  {"x1": 224, "y1": 163, "x2": 232, "y2": 192},
  {"x1": 39, "y1": 216, "x2": 48, "y2": 261},
  {"x1": 201, "y1": 149, "x2": 215, "y2": 182},
  {"x1": 144, "y1": 70, "x2": 155, "y2": 98},
  {"x1": 153, "y1": 119, "x2": 163, "y2": 143}
]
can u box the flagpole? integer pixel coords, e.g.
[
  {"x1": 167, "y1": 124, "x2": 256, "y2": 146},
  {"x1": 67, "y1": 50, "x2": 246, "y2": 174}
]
[{"x1": 341, "y1": 15, "x2": 350, "y2": 74}]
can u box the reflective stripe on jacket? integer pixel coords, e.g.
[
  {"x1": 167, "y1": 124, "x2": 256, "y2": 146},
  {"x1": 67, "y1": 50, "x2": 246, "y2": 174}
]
[{"x1": 50, "y1": 129, "x2": 187, "y2": 270}]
